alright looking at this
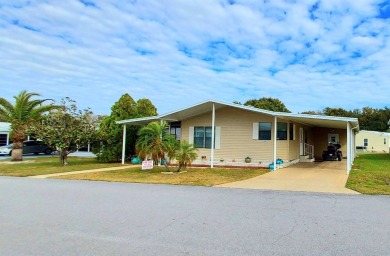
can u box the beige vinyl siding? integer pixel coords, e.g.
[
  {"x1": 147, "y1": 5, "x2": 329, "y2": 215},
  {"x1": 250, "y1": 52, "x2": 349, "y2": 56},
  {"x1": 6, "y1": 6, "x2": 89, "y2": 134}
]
[
  {"x1": 181, "y1": 106, "x2": 291, "y2": 163},
  {"x1": 356, "y1": 131, "x2": 390, "y2": 152},
  {"x1": 289, "y1": 123, "x2": 301, "y2": 160}
]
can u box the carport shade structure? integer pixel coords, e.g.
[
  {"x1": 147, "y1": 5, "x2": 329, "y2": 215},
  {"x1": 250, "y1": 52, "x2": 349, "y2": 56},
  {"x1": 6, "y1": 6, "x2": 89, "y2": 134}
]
[{"x1": 116, "y1": 100, "x2": 359, "y2": 175}]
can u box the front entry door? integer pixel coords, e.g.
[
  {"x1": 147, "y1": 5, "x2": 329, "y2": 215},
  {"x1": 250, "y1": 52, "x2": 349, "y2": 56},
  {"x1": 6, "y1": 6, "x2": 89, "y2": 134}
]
[
  {"x1": 328, "y1": 133, "x2": 339, "y2": 144},
  {"x1": 300, "y1": 128, "x2": 304, "y2": 155}
]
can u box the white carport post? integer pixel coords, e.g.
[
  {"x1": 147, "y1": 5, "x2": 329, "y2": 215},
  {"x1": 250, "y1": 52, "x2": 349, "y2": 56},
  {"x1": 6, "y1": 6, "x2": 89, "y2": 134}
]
[
  {"x1": 158, "y1": 119, "x2": 164, "y2": 166},
  {"x1": 273, "y1": 116, "x2": 277, "y2": 171},
  {"x1": 211, "y1": 104, "x2": 215, "y2": 168},
  {"x1": 121, "y1": 124, "x2": 127, "y2": 165},
  {"x1": 347, "y1": 122, "x2": 351, "y2": 174}
]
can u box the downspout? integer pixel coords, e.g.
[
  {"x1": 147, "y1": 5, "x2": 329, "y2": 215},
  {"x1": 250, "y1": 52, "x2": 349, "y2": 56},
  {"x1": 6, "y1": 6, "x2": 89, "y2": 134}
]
[
  {"x1": 273, "y1": 116, "x2": 277, "y2": 171},
  {"x1": 346, "y1": 122, "x2": 351, "y2": 175},
  {"x1": 351, "y1": 124, "x2": 359, "y2": 168},
  {"x1": 121, "y1": 124, "x2": 127, "y2": 165},
  {"x1": 159, "y1": 119, "x2": 163, "y2": 166},
  {"x1": 211, "y1": 104, "x2": 215, "y2": 168}
]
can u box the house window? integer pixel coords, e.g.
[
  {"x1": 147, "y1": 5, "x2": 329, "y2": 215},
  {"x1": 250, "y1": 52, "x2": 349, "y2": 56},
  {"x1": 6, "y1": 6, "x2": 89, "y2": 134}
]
[
  {"x1": 289, "y1": 123, "x2": 295, "y2": 140},
  {"x1": 384, "y1": 138, "x2": 387, "y2": 145},
  {"x1": 0, "y1": 134, "x2": 8, "y2": 146},
  {"x1": 194, "y1": 127, "x2": 213, "y2": 148},
  {"x1": 277, "y1": 122, "x2": 287, "y2": 140},
  {"x1": 259, "y1": 122, "x2": 272, "y2": 140},
  {"x1": 364, "y1": 139, "x2": 368, "y2": 147},
  {"x1": 170, "y1": 127, "x2": 181, "y2": 140}
]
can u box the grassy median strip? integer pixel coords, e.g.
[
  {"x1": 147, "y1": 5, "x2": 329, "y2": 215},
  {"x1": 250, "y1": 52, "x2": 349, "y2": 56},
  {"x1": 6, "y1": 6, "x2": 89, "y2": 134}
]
[
  {"x1": 0, "y1": 157, "x2": 122, "y2": 177},
  {"x1": 346, "y1": 153, "x2": 390, "y2": 195},
  {"x1": 56, "y1": 167, "x2": 269, "y2": 186}
]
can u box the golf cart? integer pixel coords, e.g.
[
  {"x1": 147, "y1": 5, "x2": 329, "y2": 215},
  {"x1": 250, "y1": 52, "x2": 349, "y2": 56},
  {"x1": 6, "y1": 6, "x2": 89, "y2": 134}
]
[{"x1": 322, "y1": 143, "x2": 342, "y2": 161}]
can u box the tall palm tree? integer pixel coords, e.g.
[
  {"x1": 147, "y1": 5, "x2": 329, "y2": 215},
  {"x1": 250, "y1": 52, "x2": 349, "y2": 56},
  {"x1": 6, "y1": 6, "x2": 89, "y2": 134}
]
[
  {"x1": 0, "y1": 90, "x2": 59, "y2": 161},
  {"x1": 136, "y1": 121, "x2": 177, "y2": 168},
  {"x1": 175, "y1": 140, "x2": 198, "y2": 172}
]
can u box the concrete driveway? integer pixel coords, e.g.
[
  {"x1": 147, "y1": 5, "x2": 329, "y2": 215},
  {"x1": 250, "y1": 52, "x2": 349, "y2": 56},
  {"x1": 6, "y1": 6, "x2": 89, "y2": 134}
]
[{"x1": 217, "y1": 161, "x2": 359, "y2": 194}]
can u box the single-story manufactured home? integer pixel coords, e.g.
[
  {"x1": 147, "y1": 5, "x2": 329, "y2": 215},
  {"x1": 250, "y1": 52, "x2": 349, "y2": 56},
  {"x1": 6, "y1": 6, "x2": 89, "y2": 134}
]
[
  {"x1": 117, "y1": 100, "x2": 359, "y2": 174},
  {"x1": 355, "y1": 130, "x2": 390, "y2": 153},
  {"x1": 0, "y1": 122, "x2": 11, "y2": 146}
]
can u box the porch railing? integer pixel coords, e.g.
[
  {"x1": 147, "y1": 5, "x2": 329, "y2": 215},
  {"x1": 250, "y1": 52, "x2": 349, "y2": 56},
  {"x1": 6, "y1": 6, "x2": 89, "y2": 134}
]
[{"x1": 304, "y1": 143, "x2": 314, "y2": 159}]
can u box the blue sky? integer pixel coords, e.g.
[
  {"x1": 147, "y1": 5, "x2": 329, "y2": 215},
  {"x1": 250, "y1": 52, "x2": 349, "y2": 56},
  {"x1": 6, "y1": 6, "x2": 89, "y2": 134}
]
[{"x1": 0, "y1": 0, "x2": 389, "y2": 115}]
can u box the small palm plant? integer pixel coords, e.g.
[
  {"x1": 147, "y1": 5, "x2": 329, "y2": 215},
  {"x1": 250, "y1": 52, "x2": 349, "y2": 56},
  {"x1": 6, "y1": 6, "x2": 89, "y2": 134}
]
[
  {"x1": 135, "y1": 121, "x2": 177, "y2": 169},
  {"x1": 175, "y1": 140, "x2": 198, "y2": 172}
]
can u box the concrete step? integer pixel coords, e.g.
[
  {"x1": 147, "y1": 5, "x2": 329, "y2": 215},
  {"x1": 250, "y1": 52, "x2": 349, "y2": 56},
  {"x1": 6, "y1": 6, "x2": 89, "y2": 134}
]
[{"x1": 299, "y1": 158, "x2": 315, "y2": 163}]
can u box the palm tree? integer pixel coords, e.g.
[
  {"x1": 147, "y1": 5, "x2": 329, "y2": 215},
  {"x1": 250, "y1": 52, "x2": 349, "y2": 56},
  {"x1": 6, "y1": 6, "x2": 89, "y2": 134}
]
[
  {"x1": 0, "y1": 90, "x2": 59, "y2": 161},
  {"x1": 175, "y1": 140, "x2": 198, "y2": 172},
  {"x1": 136, "y1": 121, "x2": 177, "y2": 168}
]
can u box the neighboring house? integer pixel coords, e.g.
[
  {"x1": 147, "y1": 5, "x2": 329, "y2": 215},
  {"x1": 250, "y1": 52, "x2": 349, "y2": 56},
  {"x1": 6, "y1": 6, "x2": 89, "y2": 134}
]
[
  {"x1": 356, "y1": 130, "x2": 390, "y2": 153},
  {"x1": 117, "y1": 100, "x2": 359, "y2": 174},
  {"x1": 0, "y1": 122, "x2": 11, "y2": 146}
]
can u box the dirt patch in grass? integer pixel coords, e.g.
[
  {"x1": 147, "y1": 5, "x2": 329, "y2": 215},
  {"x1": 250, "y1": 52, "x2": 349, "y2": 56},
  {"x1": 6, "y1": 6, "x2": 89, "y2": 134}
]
[
  {"x1": 57, "y1": 167, "x2": 269, "y2": 186},
  {"x1": 0, "y1": 157, "x2": 123, "y2": 177},
  {"x1": 346, "y1": 153, "x2": 390, "y2": 195}
]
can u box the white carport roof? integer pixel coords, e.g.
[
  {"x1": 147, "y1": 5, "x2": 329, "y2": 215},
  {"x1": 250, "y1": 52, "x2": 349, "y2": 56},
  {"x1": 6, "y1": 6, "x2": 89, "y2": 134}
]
[{"x1": 116, "y1": 100, "x2": 359, "y2": 129}]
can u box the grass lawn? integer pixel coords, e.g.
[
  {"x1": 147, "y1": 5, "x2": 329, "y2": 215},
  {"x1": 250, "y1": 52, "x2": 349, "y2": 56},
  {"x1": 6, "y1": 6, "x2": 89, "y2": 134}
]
[
  {"x1": 0, "y1": 157, "x2": 122, "y2": 177},
  {"x1": 346, "y1": 153, "x2": 390, "y2": 195},
  {"x1": 57, "y1": 167, "x2": 269, "y2": 186}
]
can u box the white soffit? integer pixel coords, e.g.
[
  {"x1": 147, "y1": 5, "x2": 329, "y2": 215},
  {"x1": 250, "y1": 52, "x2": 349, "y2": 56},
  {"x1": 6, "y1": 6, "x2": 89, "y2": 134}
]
[{"x1": 116, "y1": 100, "x2": 359, "y2": 129}]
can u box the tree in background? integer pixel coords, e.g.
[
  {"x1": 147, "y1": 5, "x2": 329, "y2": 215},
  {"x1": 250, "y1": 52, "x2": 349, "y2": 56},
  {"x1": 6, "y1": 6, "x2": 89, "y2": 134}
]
[
  {"x1": 302, "y1": 106, "x2": 390, "y2": 132},
  {"x1": 323, "y1": 107, "x2": 354, "y2": 117},
  {"x1": 96, "y1": 94, "x2": 158, "y2": 162},
  {"x1": 30, "y1": 98, "x2": 98, "y2": 165},
  {"x1": 136, "y1": 98, "x2": 158, "y2": 117},
  {"x1": 359, "y1": 107, "x2": 390, "y2": 131},
  {"x1": 0, "y1": 90, "x2": 59, "y2": 161},
  {"x1": 300, "y1": 110, "x2": 323, "y2": 115},
  {"x1": 243, "y1": 97, "x2": 291, "y2": 112}
]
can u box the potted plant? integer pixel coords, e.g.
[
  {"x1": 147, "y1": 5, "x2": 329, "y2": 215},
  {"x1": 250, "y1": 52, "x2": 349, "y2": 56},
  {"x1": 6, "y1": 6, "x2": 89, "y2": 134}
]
[{"x1": 245, "y1": 156, "x2": 251, "y2": 163}]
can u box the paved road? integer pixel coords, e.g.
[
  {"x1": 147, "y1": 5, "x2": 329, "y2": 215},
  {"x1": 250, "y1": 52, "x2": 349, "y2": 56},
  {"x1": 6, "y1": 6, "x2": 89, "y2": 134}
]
[{"x1": 0, "y1": 177, "x2": 389, "y2": 256}]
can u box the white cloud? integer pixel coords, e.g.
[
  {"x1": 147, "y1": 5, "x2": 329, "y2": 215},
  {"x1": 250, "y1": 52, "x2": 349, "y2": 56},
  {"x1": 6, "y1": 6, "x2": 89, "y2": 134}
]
[{"x1": 0, "y1": 0, "x2": 389, "y2": 115}]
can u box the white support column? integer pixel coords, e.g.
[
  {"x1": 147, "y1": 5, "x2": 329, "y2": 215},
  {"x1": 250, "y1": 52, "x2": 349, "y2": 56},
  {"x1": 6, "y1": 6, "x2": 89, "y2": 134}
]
[
  {"x1": 159, "y1": 119, "x2": 163, "y2": 166},
  {"x1": 273, "y1": 116, "x2": 277, "y2": 171},
  {"x1": 211, "y1": 104, "x2": 215, "y2": 168},
  {"x1": 351, "y1": 130, "x2": 355, "y2": 163},
  {"x1": 347, "y1": 122, "x2": 351, "y2": 174},
  {"x1": 121, "y1": 124, "x2": 127, "y2": 165}
]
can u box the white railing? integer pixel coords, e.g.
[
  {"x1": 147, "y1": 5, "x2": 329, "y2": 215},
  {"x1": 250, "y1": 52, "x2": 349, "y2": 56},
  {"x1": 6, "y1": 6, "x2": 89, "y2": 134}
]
[{"x1": 304, "y1": 143, "x2": 314, "y2": 159}]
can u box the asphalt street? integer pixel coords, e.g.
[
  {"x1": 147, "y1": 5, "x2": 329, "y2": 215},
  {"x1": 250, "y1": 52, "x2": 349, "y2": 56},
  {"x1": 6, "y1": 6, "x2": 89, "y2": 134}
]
[{"x1": 0, "y1": 177, "x2": 389, "y2": 256}]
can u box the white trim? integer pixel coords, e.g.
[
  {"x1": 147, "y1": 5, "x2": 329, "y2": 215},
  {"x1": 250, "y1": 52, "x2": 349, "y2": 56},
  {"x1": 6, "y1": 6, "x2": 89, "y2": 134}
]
[
  {"x1": 211, "y1": 104, "x2": 215, "y2": 168},
  {"x1": 347, "y1": 122, "x2": 351, "y2": 174},
  {"x1": 252, "y1": 123, "x2": 259, "y2": 140},
  {"x1": 215, "y1": 127, "x2": 221, "y2": 150},
  {"x1": 116, "y1": 116, "x2": 169, "y2": 125},
  {"x1": 116, "y1": 100, "x2": 359, "y2": 128},
  {"x1": 189, "y1": 127, "x2": 194, "y2": 144},
  {"x1": 273, "y1": 116, "x2": 277, "y2": 171},
  {"x1": 121, "y1": 124, "x2": 127, "y2": 165}
]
